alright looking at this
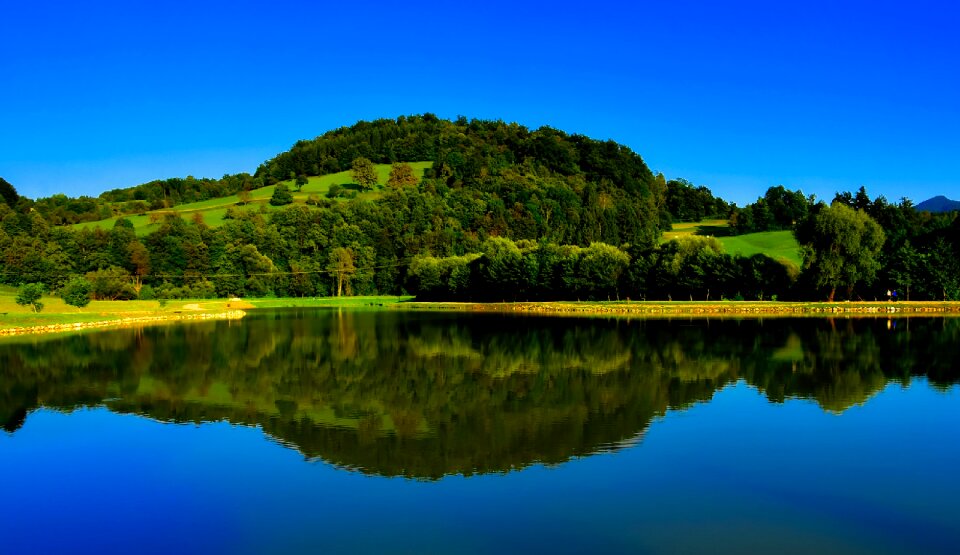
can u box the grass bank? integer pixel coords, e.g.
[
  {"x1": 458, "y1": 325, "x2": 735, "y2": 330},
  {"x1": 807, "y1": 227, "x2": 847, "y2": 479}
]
[
  {"x1": 0, "y1": 294, "x2": 414, "y2": 335},
  {"x1": 0, "y1": 289, "x2": 255, "y2": 334}
]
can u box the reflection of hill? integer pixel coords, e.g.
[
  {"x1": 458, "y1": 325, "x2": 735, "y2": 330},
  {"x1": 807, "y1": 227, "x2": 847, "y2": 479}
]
[{"x1": 1, "y1": 312, "x2": 958, "y2": 478}]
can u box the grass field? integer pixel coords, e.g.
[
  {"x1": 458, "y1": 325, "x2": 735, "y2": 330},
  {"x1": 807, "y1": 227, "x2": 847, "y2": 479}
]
[
  {"x1": 71, "y1": 162, "x2": 432, "y2": 236},
  {"x1": 0, "y1": 290, "x2": 414, "y2": 331},
  {"x1": 0, "y1": 285, "x2": 248, "y2": 330},
  {"x1": 663, "y1": 219, "x2": 802, "y2": 267},
  {"x1": 717, "y1": 231, "x2": 802, "y2": 267},
  {"x1": 661, "y1": 219, "x2": 730, "y2": 241}
]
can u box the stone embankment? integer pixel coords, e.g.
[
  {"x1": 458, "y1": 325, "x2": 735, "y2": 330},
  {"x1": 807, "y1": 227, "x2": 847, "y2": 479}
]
[
  {"x1": 0, "y1": 310, "x2": 246, "y2": 337},
  {"x1": 412, "y1": 302, "x2": 960, "y2": 317}
]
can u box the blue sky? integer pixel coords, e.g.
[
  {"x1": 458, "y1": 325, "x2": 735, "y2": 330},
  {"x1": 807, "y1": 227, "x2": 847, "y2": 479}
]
[{"x1": 2, "y1": 0, "x2": 957, "y2": 206}]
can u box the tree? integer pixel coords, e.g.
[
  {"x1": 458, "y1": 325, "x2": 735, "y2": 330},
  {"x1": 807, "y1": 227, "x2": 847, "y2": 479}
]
[
  {"x1": 129, "y1": 241, "x2": 151, "y2": 297},
  {"x1": 326, "y1": 247, "x2": 356, "y2": 296},
  {"x1": 269, "y1": 183, "x2": 294, "y2": 206},
  {"x1": 795, "y1": 203, "x2": 885, "y2": 301},
  {"x1": 576, "y1": 242, "x2": 631, "y2": 299},
  {"x1": 0, "y1": 177, "x2": 19, "y2": 206},
  {"x1": 351, "y1": 157, "x2": 378, "y2": 191},
  {"x1": 386, "y1": 162, "x2": 419, "y2": 188},
  {"x1": 15, "y1": 283, "x2": 44, "y2": 312},
  {"x1": 295, "y1": 174, "x2": 308, "y2": 192},
  {"x1": 61, "y1": 276, "x2": 92, "y2": 310},
  {"x1": 86, "y1": 266, "x2": 138, "y2": 300}
]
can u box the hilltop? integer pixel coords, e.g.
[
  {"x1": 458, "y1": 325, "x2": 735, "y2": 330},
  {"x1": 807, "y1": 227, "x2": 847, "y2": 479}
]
[{"x1": 916, "y1": 195, "x2": 960, "y2": 213}]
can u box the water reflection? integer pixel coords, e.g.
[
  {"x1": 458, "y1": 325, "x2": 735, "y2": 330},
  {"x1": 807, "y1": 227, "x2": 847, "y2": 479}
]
[{"x1": 1, "y1": 312, "x2": 958, "y2": 478}]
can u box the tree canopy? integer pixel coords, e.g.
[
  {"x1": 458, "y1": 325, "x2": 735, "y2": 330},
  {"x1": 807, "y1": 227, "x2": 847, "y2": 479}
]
[
  {"x1": 0, "y1": 177, "x2": 19, "y2": 206},
  {"x1": 795, "y1": 202, "x2": 885, "y2": 301}
]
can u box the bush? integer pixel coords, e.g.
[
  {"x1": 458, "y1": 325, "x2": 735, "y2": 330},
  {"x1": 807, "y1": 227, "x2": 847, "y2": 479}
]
[
  {"x1": 139, "y1": 284, "x2": 156, "y2": 300},
  {"x1": 61, "y1": 276, "x2": 92, "y2": 309}
]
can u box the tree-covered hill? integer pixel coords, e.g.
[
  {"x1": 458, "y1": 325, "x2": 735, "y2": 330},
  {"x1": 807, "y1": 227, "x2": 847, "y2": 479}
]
[{"x1": 2, "y1": 116, "x2": 958, "y2": 302}]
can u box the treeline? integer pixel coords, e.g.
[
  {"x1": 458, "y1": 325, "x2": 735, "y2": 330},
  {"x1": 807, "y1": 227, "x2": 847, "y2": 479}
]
[
  {"x1": 408, "y1": 237, "x2": 794, "y2": 301},
  {"x1": 2, "y1": 116, "x2": 960, "y2": 302},
  {"x1": 665, "y1": 178, "x2": 732, "y2": 222},
  {"x1": 730, "y1": 185, "x2": 810, "y2": 234}
]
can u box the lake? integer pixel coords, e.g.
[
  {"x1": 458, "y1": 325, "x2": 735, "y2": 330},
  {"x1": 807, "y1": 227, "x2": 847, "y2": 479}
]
[{"x1": 1, "y1": 310, "x2": 958, "y2": 554}]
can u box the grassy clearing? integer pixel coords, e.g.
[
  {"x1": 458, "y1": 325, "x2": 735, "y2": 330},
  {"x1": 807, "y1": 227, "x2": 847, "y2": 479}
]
[
  {"x1": 663, "y1": 220, "x2": 801, "y2": 267},
  {"x1": 662, "y1": 219, "x2": 729, "y2": 241},
  {"x1": 717, "y1": 231, "x2": 801, "y2": 267},
  {"x1": 71, "y1": 162, "x2": 432, "y2": 236}
]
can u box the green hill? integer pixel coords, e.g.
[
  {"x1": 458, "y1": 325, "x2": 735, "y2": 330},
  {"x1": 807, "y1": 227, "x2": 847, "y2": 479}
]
[{"x1": 2, "y1": 115, "x2": 826, "y2": 302}]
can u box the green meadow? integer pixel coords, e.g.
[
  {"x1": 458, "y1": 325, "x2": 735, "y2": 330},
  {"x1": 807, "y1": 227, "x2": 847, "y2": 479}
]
[
  {"x1": 71, "y1": 162, "x2": 432, "y2": 236},
  {"x1": 663, "y1": 219, "x2": 802, "y2": 267}
]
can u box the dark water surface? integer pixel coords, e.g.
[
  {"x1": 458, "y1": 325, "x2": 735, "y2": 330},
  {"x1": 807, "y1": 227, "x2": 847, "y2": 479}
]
[{"x1": 1, "y1": 310, "x2": 958, "y2": 554}]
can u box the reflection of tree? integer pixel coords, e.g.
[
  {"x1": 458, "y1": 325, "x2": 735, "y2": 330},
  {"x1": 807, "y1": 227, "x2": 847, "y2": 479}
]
[{"x1": 0, "y1": 313, "x2": 958, "y2": 478}]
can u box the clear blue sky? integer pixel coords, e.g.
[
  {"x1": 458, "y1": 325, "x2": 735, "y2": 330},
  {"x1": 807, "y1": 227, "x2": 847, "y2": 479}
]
[{"x1": 2, "y1": 0, "x2": 958, "y2": 206}]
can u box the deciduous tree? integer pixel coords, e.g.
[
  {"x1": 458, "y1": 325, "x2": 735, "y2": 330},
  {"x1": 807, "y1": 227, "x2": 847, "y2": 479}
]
[
  {"x1": 270, "y1": 183, "x2": 294, "y2": 206},
  {"x1": 326, "y1": 247, "x2": 356, "y2": 296},
  {"x1": 61, "y1": 276, "x2": 92, "y2": 310},
  {"x1": 15, "y1": 283, "x2": 44, "y2": 312},
  {"x1": 386, "y1": 163, "x2": 419, "y2": 188},
  {"x1": 351, "y1": 158, "x2": 378, "y2": 191},
  {"x1": 795, "y1": 203, "x2": 885, "y2": 301}
]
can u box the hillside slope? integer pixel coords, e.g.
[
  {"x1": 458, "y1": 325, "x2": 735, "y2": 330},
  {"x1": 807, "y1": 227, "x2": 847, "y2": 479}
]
[{"x1": 72, "y1": 163, "x2": 432, "y2": 236}]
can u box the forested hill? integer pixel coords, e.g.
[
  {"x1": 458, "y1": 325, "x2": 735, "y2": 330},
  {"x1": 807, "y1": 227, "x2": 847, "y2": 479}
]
[
  {"x1": 0, "y1": 116, "x2": 689, "y2": 301},
  {"x1": 3, "y1": 116, "x2": 958, "y2": 302},
  {"x1": 256, "y1": 115, "x2": 661, "y2": 200}
]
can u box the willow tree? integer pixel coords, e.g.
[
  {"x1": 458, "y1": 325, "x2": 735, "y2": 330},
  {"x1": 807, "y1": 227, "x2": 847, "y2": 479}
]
[{"x1": 795, "y1": 202, "x2": 885, "y2": 301}]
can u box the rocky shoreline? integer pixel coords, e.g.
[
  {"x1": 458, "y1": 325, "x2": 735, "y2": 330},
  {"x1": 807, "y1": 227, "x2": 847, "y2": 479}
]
[{"x1": 0, "y1": 310, "x2": 247, "y2": 337}]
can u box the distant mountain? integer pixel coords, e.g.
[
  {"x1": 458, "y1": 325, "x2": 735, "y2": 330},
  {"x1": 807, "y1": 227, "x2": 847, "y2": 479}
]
[{"x1": 916, "y1": 195, "x2": 960, "y2": 213}]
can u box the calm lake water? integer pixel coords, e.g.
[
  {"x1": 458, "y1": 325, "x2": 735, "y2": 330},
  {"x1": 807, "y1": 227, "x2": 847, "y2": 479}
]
[{"x1": 1, "y1": 310, "x2": 958, "y2": 554}]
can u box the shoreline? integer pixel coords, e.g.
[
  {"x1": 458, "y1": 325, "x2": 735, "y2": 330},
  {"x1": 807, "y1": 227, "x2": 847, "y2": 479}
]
[
  {"x1": 0, "y1": 310, "x2": 247, "y2": 337},
  {"x1": 3, "y1": 299, "x2": 960, "y2": 338},
  {"x1": 399, "y1": 300, "x2": 960, "y2": 317}
]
